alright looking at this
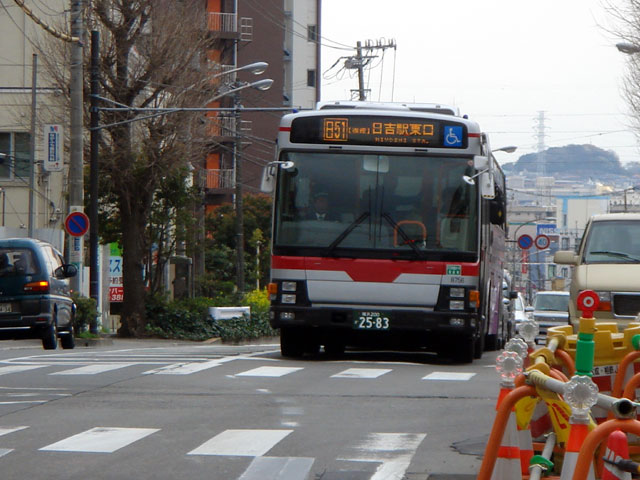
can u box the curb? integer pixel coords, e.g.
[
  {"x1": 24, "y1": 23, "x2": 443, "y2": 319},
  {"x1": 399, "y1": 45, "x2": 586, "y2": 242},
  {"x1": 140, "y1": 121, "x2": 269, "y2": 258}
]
[{"x1": 76, "y1": 337, "x2": 114, "y2": 347}]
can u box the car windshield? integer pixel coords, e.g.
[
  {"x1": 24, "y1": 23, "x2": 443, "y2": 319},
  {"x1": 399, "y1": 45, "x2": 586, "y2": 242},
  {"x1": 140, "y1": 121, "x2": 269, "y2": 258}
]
[
  {"x1": 534, "y1": 294, "x2": 569, "y2": 312},
  {"x1": 0, "y1": 248, "x2": 38, "y2": 277},
  {"x1": 583, "y1": 220, "x2": 640, "y2": 264}
]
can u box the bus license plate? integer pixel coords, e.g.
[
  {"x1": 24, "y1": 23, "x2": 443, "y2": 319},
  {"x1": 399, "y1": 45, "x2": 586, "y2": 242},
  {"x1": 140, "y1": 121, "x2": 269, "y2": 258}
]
[{"x1": 353, "y1": 311, "x2": 391, "y2": 331}]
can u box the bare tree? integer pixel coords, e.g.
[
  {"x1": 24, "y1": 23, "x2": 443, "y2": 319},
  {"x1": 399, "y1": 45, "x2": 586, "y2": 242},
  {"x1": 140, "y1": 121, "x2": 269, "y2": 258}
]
[
  {"x1": 606, "y1": 1, "x2": 640, "y2": 134},
  {"x1": 40, "y1": 0, "x2": 215, "y2": 336}
]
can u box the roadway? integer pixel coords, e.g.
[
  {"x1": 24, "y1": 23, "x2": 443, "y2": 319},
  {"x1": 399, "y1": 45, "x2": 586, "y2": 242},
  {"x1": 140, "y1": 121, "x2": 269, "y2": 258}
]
[{"x1": 0, "y1": 338, "x2": 503, "y2": 479}]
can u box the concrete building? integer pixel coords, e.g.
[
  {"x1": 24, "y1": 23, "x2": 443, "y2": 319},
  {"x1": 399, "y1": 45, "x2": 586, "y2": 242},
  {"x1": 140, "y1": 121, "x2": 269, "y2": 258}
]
[{"x1": 0, "y1": 1, "x2": 68, "y2": 249}]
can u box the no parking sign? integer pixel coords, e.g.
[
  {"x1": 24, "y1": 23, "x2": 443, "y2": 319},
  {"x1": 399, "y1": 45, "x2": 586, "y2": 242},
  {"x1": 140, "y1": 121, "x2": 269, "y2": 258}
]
[{"x1": 64, "y1": 211, "x2": 90, "y2": 237}]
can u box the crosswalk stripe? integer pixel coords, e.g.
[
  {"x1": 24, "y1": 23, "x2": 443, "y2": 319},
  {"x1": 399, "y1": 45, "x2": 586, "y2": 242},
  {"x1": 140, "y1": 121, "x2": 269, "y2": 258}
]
[
  {"x1": 331, "y1": 368, "x2": 391, "y2": 379},
  {"x1": 422, "y1": 372, "x2": 476, "y2": 381},
  {"x1": 49, "y1": 364, "x2": 135, "y2": 375},
  {"x1": 143, "y1": 359, "x2": 223, "y2": 375},
  {"x1": 0, "y1": 365, "x2": 46, "y2": 375},
  {"x1": 188, "y1": 429, "x2": 293, "y2": 456},
  {"x1": 39, "y1": 427, "x2": 160, "y2": 453},
  {"x1": 0, "y1": 449, "x2": 12, "y2": 458},
  {"x1": 238, "y1": 456, "x2": 314, "y2": 480},
  {"x1": 236, "y1": 367, "x2": 303, "y2": 378},
  {"x1": 0, "y1": 426, "x2": 28, "y2": 437}
]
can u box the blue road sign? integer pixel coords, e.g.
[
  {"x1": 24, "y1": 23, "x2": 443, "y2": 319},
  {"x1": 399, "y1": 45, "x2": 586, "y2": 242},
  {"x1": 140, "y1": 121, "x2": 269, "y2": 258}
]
[
  {"x1": 518, "y1": 234, "x2": 533, "y2": 250},
  {"x1": 65, "y1": 211, "x2": 90, "y2": 237},
  {"x1": 443, "y1": 126, "x2": 463, "y2": 147}
]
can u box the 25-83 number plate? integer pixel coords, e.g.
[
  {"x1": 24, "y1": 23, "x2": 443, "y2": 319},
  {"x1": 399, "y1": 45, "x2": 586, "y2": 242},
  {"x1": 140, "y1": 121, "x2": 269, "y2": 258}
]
[{"x1": 353, "y1": 311, "x2": 391, "y2": 331}]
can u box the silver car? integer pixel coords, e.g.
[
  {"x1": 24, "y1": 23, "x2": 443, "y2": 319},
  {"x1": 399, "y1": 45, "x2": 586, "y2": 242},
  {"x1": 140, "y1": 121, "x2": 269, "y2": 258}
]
[{"x1": 532, "y1": 291, "x2": 570, "y2": 338}]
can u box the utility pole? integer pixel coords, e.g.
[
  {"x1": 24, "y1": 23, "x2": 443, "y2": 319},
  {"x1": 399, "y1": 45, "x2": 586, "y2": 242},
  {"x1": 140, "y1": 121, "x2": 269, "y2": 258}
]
[
  {"x1": 234, "y1": 92, "x2": 245, "y2": 294},
  {"x1": 344, "y1": 38, "x2": 396, "y2": 101},
  {"x1": 69, "y1": 0, "x2": 84, "y2": 292},
  {"x1": 28, "y1": 54, "x2": 37, "y2": 237},
  {"x1": 89, "y1": 30, "x2": 100, "y2": 333}
]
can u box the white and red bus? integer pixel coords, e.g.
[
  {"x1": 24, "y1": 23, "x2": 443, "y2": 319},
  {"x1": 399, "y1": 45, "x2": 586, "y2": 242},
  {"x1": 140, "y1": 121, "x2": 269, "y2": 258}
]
[{"x1": 263, "y1": 101, "x2": 510, "y2": 362}]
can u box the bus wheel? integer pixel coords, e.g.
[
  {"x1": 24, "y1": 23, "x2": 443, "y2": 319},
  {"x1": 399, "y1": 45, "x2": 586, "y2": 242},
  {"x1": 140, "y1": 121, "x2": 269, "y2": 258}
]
[
  {"x1": 474, "y1": 319, "x2": 485, "y2": 360},
  {"x1": 453, "y1": 335, "x2": 475, "y2": 364},
  {"x1": 280, "y1": 328, "x2": 304, "y2": 358}
]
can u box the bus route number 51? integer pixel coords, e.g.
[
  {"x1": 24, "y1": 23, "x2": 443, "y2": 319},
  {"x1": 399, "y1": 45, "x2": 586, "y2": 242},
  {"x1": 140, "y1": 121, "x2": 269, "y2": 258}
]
[{"x1": 354, "y1": 311, "x2": 391, "y2": 331}]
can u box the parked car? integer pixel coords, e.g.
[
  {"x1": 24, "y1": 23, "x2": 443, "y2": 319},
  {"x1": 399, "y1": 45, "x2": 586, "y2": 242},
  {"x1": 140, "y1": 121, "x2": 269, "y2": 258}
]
[
  {"x1": 555, "y1": 213, "x2": 640, "y2": 330},
  {"x1": 513, "y1": 292, "x2": 529, "y2": 324},
  {"x1": 531, "y1": 290, "x2": 570, "y2": 340},
  {"x1": 0, "y1": 238, "x2": 77, "y2": 349}
]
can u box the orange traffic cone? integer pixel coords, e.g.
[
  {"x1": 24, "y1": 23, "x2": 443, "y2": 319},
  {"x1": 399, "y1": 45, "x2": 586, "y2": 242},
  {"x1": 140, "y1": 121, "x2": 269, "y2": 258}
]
[
  {"x1": 518, "y1": 424, "x2": 534, "y2": 475},
  {"x1": 602, "y1": 430, "x2": 632, "y2": 480},
  {"x1": 491, "y1": 410, "x2": 522, "y2": 480},
  {"x1": 560, "y1": 423, "x2": 595, "y2": 480}
]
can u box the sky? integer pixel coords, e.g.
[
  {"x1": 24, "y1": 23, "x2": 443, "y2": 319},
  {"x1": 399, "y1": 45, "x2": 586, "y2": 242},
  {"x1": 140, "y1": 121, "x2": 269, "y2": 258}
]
[{"x1": 320, "y1": 0, "x2": 640, "y2": 166}]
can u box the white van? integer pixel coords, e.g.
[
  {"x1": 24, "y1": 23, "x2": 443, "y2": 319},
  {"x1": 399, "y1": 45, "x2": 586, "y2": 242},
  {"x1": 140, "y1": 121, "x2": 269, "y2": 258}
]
[{"x1": 554, "y1": 213, "x2": 640, "y2": 328}]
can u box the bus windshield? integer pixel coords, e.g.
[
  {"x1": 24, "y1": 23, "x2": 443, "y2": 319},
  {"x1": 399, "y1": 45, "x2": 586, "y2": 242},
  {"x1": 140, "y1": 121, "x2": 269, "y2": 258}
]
[{"x1": 273, "y1": 151, "x2": 479, "y2": 259}]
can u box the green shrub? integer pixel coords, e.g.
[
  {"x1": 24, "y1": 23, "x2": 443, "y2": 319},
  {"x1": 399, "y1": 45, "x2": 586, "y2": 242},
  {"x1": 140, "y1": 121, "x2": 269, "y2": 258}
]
[
  {"x1": 243, "y1": 289, "x2": 270, "y2": 313},
  {"x1": 71, "y1": 292, "x2": 98, "y2": 333},
  {"x1": 144, "y1": 294, "x2": 276, "y2": 342}
]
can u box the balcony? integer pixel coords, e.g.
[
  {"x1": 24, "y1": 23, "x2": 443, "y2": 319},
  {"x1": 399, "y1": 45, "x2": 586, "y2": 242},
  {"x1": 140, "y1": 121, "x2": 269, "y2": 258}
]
[
  {"x1": 207, "y1": 114, "x2": 236, "y2": 139},
  {"x1": 208, "y1": 12, "x2": 237, "y2": 38},
  {"x1": 206, "y1": 168, "x2": 234, "y2": 190}
]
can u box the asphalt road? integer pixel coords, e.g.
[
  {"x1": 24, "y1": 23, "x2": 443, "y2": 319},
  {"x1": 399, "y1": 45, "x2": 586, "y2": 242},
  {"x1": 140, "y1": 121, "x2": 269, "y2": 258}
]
[{"x1": 0, "y1": 338, "x2": 503, "y2": 480}]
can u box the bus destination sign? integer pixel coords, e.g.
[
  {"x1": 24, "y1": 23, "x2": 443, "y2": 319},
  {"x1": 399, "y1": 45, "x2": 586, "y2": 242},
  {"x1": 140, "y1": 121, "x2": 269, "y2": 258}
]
[{"x1": 289, "y1": 115, "x2": 467, "y2": 148}]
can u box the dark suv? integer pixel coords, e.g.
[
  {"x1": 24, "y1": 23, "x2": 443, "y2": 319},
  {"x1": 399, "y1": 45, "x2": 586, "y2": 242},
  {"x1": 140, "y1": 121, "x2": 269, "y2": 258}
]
[{"x1": 0, "y1": 238, "x2": 77, "y2": 349}]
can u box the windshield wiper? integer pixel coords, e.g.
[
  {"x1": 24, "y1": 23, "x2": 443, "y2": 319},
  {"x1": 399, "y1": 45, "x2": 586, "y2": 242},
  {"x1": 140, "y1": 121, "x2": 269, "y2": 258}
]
[
  {"x1": 326, "y1": 212, "x2": 370, "y2": 256},
  {"x1": 589, "y1": 250, "x2": 640, "y2": 262},
  {"x1": 381, "y1": 213, "x2": 424, "y2": 259}
]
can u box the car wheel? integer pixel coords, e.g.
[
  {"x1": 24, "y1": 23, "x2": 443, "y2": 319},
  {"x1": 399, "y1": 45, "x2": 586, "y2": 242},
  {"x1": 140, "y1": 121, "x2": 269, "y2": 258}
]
[
  {"x1": 280, "y1": 328, "x2": 304, "y2": 358},
  {"x1": 42, "y1": 322, "x2": 58, "y2": 350},
  {"x1": 60, "y1": 326, "x2": 75, "y2": 350}
]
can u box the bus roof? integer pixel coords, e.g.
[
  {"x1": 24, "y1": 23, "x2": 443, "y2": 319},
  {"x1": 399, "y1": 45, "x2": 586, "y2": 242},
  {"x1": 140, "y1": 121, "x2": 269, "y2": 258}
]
[{"x1": 316, "y1": 101, "x2": 460, "y2": 116}]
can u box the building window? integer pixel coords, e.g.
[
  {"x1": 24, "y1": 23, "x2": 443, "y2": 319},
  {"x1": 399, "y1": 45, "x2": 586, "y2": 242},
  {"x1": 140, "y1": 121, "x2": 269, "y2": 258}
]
[
  {"x1": 307, "y1": 69, "x2": 316, "y2": 87},
  {"x1": 307, "y1": 25, "x2": 317, "y2": 42},
  {"x1": 0, "y1": 132, "x2": 30, "y2": 180}
]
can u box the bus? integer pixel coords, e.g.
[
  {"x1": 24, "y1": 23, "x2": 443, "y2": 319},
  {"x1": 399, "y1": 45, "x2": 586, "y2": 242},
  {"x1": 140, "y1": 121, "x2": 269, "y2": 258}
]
[{"x1": 262, "y1": 101, "x2": 510, "y2": 363}]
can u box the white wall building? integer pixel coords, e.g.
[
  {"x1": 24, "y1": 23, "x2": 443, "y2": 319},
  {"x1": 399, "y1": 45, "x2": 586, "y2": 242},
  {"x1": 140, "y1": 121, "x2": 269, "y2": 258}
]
[{"x1": 283, "y1": 0, "x2": 321, "y2": 109}]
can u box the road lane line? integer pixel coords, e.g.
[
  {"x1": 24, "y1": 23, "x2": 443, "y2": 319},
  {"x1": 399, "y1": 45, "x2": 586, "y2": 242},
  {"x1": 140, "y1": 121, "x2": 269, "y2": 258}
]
[
  {"x1": 40, "y1": 427, "x2": 160, "y2": 453},
  {"x1": 331, "y1": 368, "x2": 391, "y2": 379},
  {"x1": 235, "y1": 367, "x2": 303, "y2": 378},
  {"x1": 49, "y1": 363, "x2": 135, "y2": 375},
  {"x1": 422, "y1": 372, "x2": 476, "y2": 381},
  {"x1": 238, "y1": 456, "x2": 314, "y2": 480},
  {"x1": 0, "y1": 426, "x2": 28, "y2": 437},
  {"x1": 0, "y1": 365, "x2": 47, "y2": 375},
  {"x1": 188, "y1": 429, "x2": 293, "y2": 456}
]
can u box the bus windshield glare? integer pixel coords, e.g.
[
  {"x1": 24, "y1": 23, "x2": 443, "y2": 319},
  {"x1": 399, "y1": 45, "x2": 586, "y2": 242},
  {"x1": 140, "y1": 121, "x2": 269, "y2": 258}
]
[{"x1": 273, "y1": 151, "x2": 478, "y2": 259}]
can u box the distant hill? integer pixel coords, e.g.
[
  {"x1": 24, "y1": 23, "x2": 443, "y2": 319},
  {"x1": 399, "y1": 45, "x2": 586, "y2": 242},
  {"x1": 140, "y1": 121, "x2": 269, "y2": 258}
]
[{"x1": 501, "y1": 144, "x2": 627, "y2": 177}]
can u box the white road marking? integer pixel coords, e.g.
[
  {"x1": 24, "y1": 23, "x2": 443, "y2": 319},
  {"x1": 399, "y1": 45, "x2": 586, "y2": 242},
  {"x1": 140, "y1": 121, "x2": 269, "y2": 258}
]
[
  {"x1": 143, "y1": 359, "x2": 223, "y2": 375},
  {"x1": 0, "y1": 401, "x2": 47, "y2": 405},
  {"x1": 331, "y1": 368, "x2": 391, "y2": 379},
  {"x1": 339, "y1": 432, "x2": 426, "y2": 480},
  {"x1": 0, "y1": 449, "x2": 12, "y2": 457},
  {"x1": 188, "y1": 429, "x2": 293, "y2": 456},
  {"x1": 49, "y1": 363, "x2": 135, "y2": 375},
  {"x1": 40, "y1": 427, "x2": 159, "y2": 453},
  {"x1": 238, "y1": 456, "x2": 314, "y2": 480},
  {"x1": 422, "y1": 372, "x2": 476, "y2": 381},
  {"x1": 0, "y1": 426, "x2": 28, "y2": 437},
  {"x1": 236, "y1": 367, "x2": 303, "y2": 378},
  {"x1": 0, "y1": 365, "x2": 47, "y2": 375}
]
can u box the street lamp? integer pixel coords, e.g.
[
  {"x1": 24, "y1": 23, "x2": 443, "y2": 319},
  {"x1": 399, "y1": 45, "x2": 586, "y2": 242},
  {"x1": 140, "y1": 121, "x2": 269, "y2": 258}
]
[
  {"x1": 208, "y1": 64, "x2": 274, "y2": 295},
  {"x1": 616, "y1": 42, "x2": 640, "y2": 55}
]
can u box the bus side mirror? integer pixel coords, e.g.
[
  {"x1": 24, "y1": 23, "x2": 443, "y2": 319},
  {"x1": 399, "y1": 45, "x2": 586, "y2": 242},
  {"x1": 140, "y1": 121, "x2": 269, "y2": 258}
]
[
  {"x1": 489, "y1": 197, "x2": 505, "y2": 225},
  {"x1": 261, "y1": 165, "x2": 276, "y2": 193},
  {"x1": 473, "y1": 155, "x2": 495, "y2": 199}
]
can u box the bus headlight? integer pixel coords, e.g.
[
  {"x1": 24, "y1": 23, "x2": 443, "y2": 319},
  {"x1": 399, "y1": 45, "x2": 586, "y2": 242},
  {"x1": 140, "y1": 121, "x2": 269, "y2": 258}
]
[
  {"x1": 449, "y1": 287, "x2": 465, "y2": 298},
  {"x1": 449, "y1": 300, "x2": 465, "y2": 310},
  {"x1": 282, "y1": 294, "x2": 297, "y2": 304},
  {"x1": 282, "y1": 281, "x2": 297, "y2": 292},
  {"x1": 449, "y1": 317, "x2": 465, "y2": 327}
]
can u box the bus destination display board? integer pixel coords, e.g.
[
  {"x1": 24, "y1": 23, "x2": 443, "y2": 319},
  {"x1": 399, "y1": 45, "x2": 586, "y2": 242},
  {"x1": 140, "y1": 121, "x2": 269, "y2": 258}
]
[{"x1": 289, "y1": 115, "x2": 468, "y2": 148}]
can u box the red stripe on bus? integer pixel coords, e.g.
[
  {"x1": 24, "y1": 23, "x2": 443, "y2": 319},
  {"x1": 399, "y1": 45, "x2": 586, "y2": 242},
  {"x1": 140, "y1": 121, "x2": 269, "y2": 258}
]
[
  {"x1": 272, "y1": 256, "x2": 479, "y2": 282},
  {"x1": 468, "y1": 133, "x2": 480, "y2": 137},
  {"x1": 279, "y1": 127, "x2": 291, "y2": 132}
]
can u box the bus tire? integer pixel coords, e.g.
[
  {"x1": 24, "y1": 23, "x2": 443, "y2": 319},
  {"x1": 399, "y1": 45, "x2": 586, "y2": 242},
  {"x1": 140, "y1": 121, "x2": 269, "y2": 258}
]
[
  {"x1": 280, "y1": 328, "x2": 304, "y2": 358},
  {"x1": 474, "y1": 318, "x2": 485, "y2": 359},
  {"x1": 453, "y1": 335, "x2": 475, "y2": 364}
]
